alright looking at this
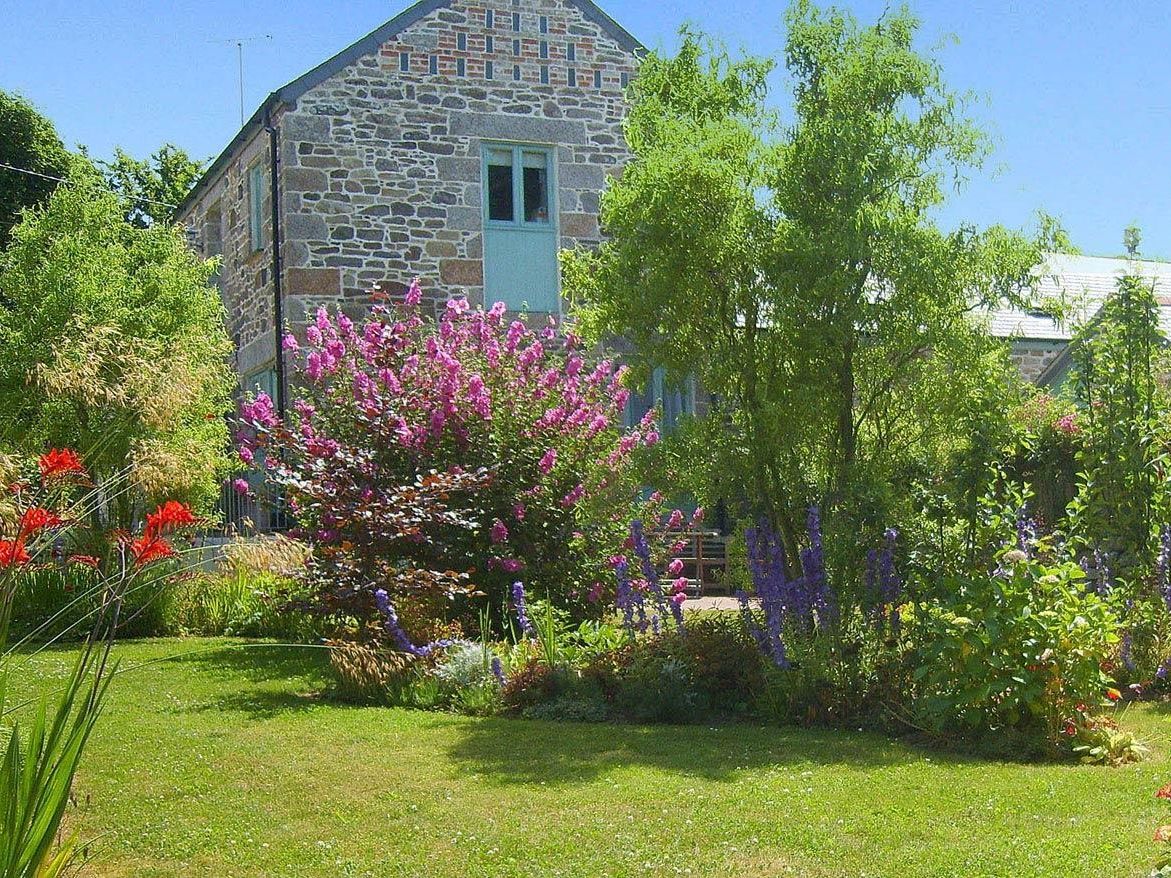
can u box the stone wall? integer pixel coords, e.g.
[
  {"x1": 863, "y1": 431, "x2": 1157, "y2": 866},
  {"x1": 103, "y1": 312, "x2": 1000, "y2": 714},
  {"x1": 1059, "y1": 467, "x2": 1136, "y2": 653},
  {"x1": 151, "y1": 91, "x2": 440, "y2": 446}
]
[
  {"x1": 1009, "y1": 339, "x2": 1067, "y2": 384},
  {"x1": 277, "y1": 0, "x2": 638, "y2": 328},
  {"x1": 179, "y1": 124, "x2": 281, "y2": 383}
]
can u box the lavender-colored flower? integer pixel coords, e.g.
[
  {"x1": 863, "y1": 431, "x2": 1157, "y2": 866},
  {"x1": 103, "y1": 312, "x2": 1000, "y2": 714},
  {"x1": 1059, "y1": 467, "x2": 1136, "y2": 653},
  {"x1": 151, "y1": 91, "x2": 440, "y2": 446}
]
[
  {"x1": 631, "y1": 519, "x2": 680, "y2": 632},
  {"x1": 1156, "y1": 658, "x2": 1171, "y2": 680},
  {"x1": 1121, "y1": 629, "x2": 1136, "y2": 672},
  {"x1": 490, "y1": 655, "x2": 506, "y2": 686},
  {"x1": 1016, "y1": 507, "x2": 1037, "y2": 556},
  {"x1": 372, "y1": 589, "x2": 455, "y2": 657},
  {"x1": 1158, "y1": 524, "x2": 1171, "y2": 611},
  {"x1": 512, "y1": 581, "x2": 534, "y2": 637}
]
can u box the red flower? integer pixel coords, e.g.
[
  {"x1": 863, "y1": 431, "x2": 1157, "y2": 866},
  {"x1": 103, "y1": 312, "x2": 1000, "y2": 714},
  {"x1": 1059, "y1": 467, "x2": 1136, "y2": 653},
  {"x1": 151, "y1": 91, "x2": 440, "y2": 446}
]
[
  {"x1": 144, "y1": 501, "x2": 197, "y2": 538},
  {"x1": 38, "y1": 449, "x2": 85, "y2": 481},
  {"x1": 130, "y1": 534, "x2": 176, "y2": 566},
  {"x1": 0, "y1": 539, "x2": 30, "y2": 567},
  {"x1": 1156, "y1": 784, "x2": 1171, "y2": 801},
  {"x1": 1105, "y1": 688, "x2": 1122, "y2": 702},
  {"x1": 1062, "y1": 720, "x2": 1077, "y2": 737},
  {"x1": 19, "y1": 507, "x2": 62, "y2": 537}
]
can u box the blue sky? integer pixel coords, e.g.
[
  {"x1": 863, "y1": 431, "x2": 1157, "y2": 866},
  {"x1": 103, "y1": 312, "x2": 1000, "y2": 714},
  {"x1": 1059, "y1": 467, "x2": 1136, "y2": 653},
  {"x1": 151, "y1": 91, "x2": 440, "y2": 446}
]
[{"x1": 3, "y1": 0, "x2": 1169, "y2": 258}]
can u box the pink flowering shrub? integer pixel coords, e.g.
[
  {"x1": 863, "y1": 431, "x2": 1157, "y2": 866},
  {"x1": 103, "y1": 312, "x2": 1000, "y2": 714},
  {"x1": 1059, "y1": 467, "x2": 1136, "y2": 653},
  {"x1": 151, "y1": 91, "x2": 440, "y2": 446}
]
[{"x1": 237, "y1": 280, "x2": 664, "y2": 634}]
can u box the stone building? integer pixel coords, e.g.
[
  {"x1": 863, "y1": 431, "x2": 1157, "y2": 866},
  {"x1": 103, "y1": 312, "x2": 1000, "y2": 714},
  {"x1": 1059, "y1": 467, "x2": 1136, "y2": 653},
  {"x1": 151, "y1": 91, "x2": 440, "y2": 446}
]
[
  {"x1": 176, "y1": 0, "x2": 642, "y2": 406},
  {"x1": 986, "y1": 252, "x2": 1171, "y2": 387}
]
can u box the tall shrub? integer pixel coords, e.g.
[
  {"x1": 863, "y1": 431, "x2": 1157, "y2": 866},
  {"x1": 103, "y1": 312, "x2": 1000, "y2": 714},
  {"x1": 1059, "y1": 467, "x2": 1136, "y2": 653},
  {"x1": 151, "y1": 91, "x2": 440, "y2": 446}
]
[{"x1": 237, "y1": 283, "x2": 662, "y2": 637}]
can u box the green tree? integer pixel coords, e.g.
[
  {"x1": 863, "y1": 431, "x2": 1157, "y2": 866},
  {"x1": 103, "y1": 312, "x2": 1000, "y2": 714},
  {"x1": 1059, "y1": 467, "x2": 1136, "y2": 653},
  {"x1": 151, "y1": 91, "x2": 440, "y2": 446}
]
[
  {"x1": 1069, "y1": 226, "x2": 1170, "y2": 566},
  {"x1": 97, "y1": 144, "x2": 206, "y2": 228},
  {"x1": 564, "y1": 3, "x2": 1039, "y2": 565},
  {"x1": 0, "y1": 90, "x2": 74, "y2": 248},
  {"x1": 0, "y1": 169, "x2": 234, "y2": 519}
]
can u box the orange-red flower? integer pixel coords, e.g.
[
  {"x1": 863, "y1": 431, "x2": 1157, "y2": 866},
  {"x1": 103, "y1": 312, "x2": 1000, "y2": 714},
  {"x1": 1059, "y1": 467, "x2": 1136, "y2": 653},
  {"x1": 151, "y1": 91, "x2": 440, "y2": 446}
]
[
  {"x1": 0, "y1": 539, "x2": 30, "y2": 567},
  {"x1": 130, "y1": 534, "x2": 176, "y2": 566},
  {"x1": 38, "y1": 449, "x2": 85, "y2": 481},
  {"x1": 1105, "y1": 687, "x2": 1122, "y2": 702},
  {"x1": 1155, "y1": 825, "x2": 1171, "y2": 843},
  {"x1": 144, "y1": 500, "x2": 197, "y2": 538},
  {"x1": 1157, "y1": 783, "x2": 1171, "y2": 801},
  {"x1": 19, "y1": 507, "x2": 62, "y2": 537}
]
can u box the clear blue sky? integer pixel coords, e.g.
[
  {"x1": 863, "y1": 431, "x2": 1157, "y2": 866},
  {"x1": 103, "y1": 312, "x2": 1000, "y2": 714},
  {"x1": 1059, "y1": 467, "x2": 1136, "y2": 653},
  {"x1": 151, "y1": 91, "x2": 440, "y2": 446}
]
[{"x1": 2, "y1": 0, "x2": 1169, "y2": 258}]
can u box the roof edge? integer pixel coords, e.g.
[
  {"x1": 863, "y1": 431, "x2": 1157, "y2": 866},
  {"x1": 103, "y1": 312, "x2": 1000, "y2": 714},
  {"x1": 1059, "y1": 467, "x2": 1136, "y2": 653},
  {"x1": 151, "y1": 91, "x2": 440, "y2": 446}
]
[{"x1": 177, "y1": 0, "x2": 645, "y2": 219}]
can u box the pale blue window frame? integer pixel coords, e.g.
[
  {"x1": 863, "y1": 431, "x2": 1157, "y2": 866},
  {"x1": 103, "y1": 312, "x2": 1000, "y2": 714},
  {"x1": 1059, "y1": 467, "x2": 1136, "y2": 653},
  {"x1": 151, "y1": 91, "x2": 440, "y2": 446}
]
[
  {"x1": 248, "y1": 162, "x2": 265, "y2": 252},
  {"x1": 482, "y1": 143, "x2": 554, "y2": 229},
  {"x1": 482, "y1": 142, "x2": 558, "y2": 312},
  {"x1": 623, "y1": 368, "x2": 696, "y2": 433}
]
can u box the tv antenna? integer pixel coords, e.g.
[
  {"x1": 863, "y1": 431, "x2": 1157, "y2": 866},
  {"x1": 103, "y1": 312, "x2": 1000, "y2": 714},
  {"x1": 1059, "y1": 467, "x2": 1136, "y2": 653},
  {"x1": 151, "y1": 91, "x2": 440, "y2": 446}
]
[{"x1": 209, "y1": 34, "x2": 274, "y2": 125}]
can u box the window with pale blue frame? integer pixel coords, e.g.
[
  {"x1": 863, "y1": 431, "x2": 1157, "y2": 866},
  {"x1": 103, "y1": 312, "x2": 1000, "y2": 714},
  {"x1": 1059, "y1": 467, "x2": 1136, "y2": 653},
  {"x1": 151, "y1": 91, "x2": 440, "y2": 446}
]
[
  {"x1": 482, "y1": 143, "x2": 559, "y2": 312},
  {"x1": 248, "y1": 162, "x2": 266, "y2": 252},
  {"x1": 623, "y1": 368, "x2": 696, "y2": 432}
]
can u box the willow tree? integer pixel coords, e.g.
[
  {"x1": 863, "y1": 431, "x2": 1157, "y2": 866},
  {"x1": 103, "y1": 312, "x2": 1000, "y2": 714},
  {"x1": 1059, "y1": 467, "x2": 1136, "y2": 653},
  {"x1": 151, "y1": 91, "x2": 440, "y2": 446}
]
[{"x1": 565, "y1": 1, "x2": 1039, "y2": 564}]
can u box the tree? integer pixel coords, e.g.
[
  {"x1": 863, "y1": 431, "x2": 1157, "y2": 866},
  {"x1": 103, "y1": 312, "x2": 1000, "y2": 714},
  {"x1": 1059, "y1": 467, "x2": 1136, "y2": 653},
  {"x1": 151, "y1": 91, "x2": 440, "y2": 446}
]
[
  {"x1": 97, "y1": 144, "x2": 206, "y2": 228},
  {"x1": 564, "y1": 3, "x2": 1039, "y2": 569},
  {"x1": 0, "y1": 90, "x2": 74, "y2": 248},
  {"x1": 1069, "y1": 226, "x2": 1170, "y2": 567},
  {"x1": 0, "y1": 169, "x2": 235, "y2": 519}
]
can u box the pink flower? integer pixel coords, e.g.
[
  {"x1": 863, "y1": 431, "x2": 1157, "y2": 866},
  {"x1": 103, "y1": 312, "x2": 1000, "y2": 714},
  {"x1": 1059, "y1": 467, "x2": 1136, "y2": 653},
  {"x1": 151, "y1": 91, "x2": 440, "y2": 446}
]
[
  {"x1": 566, "y1": 356, "x2": 584, "y2": 377},
  {"x1": 513, "y1": 503, "x2": 526, "y2": 521},
  {"x1": 282, "y1": 333, "x2": 299, "y2": 352},
  {"x1": 667, "y1": 558, "x2": 684, "y2": 577},
  {"x1": 667, "y1": 509, "x2": 684, "y2": 529},
  {"x1": 490, "y1": 519, "x2": 509, "y2": 544},
  {"x1": 608, "y1": 554, "x2": 627, "y2": 569},
  {"x1": 561, "y1": 483, "x2": 585, "y2": 507},
  {"x1": 306, "y1": 325, "x2": 323, "y2": 346},
  {"x1": 240, "y1": 393, "x2": 278, "y2": 428},
  {"x1": 538, "y1": 448, "x2": 557, "y2": 474},
  {"x1": 649, "y1": 491, "x2": 664, "y2": 503},
  {"x1": 670, "y1": 591, "x2": 687, "y2": 607},
  {"x1": 405, "y1": 278, "x2": 423, "y2": 306},
  {"x1": 238, "y1": 446, "x2": 254, "y2": 465},
  {"x1": 232, "y1": 478, "x2": 250, "y2": 495},
  {"x1": 1055, "y1": 412, "x2": 1080, "y2": 436},
  {"x1": 645, "y1": 430, "x2": 660, "y2": 446},
  {"x1": 500, "y1": 558, "x2": 525, "y2": 573},
  {"x1": 690, "y1": 507, "x2": 706, "y2": 527},
  {"x1": 671, "y1": 576, "x2": 688, "y2": 594}
]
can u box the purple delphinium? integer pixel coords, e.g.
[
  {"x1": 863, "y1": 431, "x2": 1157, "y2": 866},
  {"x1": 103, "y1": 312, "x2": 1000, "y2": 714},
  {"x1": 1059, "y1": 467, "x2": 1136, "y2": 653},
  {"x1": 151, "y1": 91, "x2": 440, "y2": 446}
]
[
  {"x1": 490, "y1": 655, "x2": 506, "y2": 686},
  {"x1": 373, "y1": 588, "x2": 455, "y2": 657},
  {"x1": 1016, "y1": 507, "x2": 1037, "y2": 557},
  {"x1": 1158, "y1": 524, "x2": 1171, "y2": 611},
  {"x1": 744, "y1": 520, "x2": 792, "y2": 668},
  {"x1": 800, "y1": 507, "x2": 836, "y2": 627},
  {"x1": 1086, "y1": 547, "x2": 1114, "y2": 596},
  {"x1": 863, "y1": 527, "x2": 902, "y2": 634},
  {"x1": 614, "y1": 557, "x2": 648, "y2": 634},
  {"x1": 1121, "y1": 629, "x2": 1136, "y2": 672},
  {"x1": 631, "y1": 519, "x2": 679, "y2": 632},
  {"x1": 1157, "y1": 657, "x2": 1171, "y2": 680},
  {"x1": 512, "y1": 580, "x2": 534, "y2": 637}
]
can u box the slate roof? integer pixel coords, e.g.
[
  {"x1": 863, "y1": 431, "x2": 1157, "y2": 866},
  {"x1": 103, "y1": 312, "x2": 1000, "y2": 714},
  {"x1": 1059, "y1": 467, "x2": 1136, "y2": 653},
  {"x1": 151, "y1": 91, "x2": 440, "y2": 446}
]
[
  {"x1": 177, "y1": 0, "x2": 643, "y2": 217},
  {"x1": 985, "y1": 252, "x2": 1171, "y2": 341}
]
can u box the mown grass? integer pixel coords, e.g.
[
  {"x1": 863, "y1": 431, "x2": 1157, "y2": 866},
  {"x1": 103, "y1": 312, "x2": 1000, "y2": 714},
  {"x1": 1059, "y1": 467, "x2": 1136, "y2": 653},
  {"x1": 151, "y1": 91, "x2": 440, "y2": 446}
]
[{"x1": 6, "y1": 638, "x2": 1170, "y2": 877}]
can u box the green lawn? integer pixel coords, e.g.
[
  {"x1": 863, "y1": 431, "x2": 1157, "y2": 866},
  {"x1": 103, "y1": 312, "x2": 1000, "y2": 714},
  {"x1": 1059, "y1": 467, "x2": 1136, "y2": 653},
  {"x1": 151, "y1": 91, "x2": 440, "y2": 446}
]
[{"x1": 6, "y1": 638, "x2": 1170, "y2": 877}]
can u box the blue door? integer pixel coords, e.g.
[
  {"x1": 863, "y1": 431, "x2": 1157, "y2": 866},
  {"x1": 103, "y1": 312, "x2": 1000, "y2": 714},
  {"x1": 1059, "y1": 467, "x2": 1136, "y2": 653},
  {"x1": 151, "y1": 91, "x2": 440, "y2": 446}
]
[{"x1": 483, "y1": 144, "x2": 559, "y2": 312}]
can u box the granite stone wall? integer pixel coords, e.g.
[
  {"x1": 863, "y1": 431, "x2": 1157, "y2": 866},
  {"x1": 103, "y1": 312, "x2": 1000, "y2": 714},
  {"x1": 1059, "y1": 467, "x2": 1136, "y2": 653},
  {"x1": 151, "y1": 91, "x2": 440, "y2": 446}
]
[
  {"x1": 1009, "y1": 339, "x2": 1066, "y2": 384},
  {"x1": 278, "y1": 0, "x2": 638, "y2": 329}
]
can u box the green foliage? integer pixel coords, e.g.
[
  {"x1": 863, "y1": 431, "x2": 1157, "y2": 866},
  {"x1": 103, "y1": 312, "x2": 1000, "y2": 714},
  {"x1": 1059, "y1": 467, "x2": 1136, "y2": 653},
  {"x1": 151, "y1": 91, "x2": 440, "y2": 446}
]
[
  {"x1": 0, "y1": 90, "x2": 74, "y2": 248},
  {"x1": 913, "y1": 549, "x2": 1118, "y2": 751},
  {"x1": 565, "y1": 4, "x2": 1039, "y2": 571},
  {"x1": 0, "y1": 173, "x2": 235, "y2": 516},
  {"x1": 1069, "y1": 237, "x2": 1171, "y2": 567},
  {"x1": 96, "y1": 144, "x2": 205, "y2": 228}
]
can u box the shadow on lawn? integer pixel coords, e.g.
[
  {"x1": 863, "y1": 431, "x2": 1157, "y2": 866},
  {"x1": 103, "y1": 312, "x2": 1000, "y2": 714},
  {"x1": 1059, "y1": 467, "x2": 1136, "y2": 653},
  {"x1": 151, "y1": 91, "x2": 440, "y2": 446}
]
[
  {"x1": 443, "y1": 715, "x2": 975, "y2": 786},
  {"x1": 164, "y1": 641, "x2": 332, "y2": 682}
]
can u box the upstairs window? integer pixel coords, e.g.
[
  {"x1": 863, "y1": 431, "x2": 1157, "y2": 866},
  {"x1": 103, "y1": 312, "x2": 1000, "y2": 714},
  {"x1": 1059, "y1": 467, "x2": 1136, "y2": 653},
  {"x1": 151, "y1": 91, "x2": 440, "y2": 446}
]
[
  {"x1": 248, "y1": 162, "x2": 265, "y2": 252},
  {"x1": 399, "y1": 51, "x2": 410, "y2": 72},
  {"x1": 485, "y1": 8, "x2": 494, "y2": 27},
  {"x1": 486, "y1": 146, "x2": 550, "y2": 224}
]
